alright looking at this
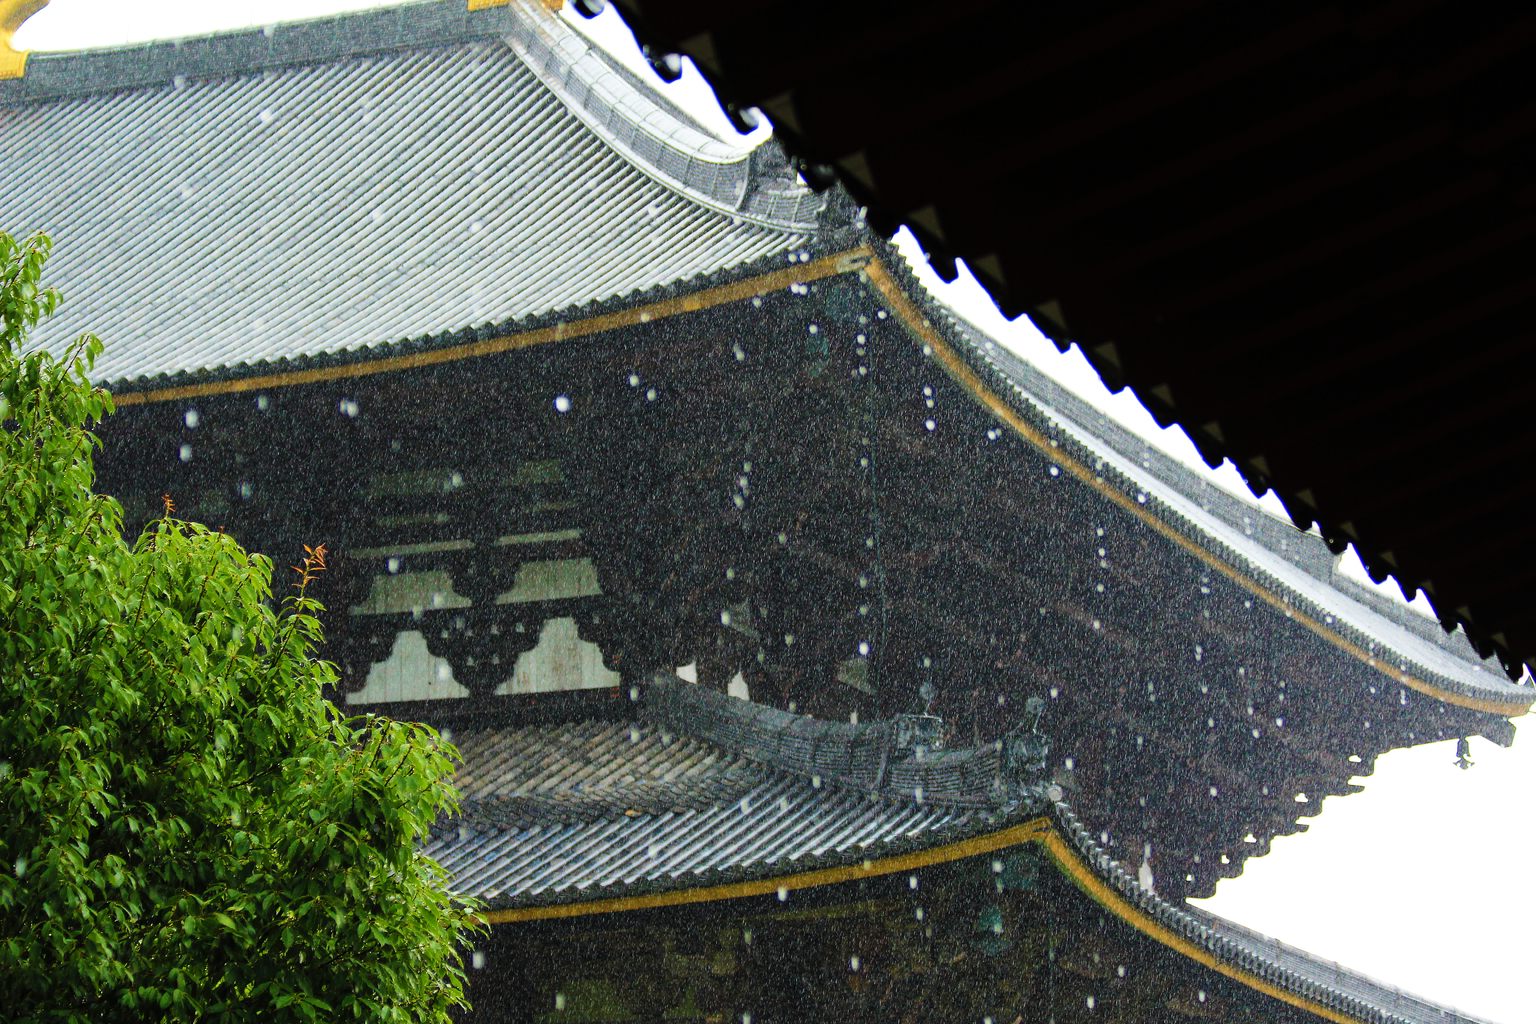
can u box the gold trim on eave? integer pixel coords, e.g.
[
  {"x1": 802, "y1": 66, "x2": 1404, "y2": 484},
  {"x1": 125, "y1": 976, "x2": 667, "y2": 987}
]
[
  {"x1": 857, "y1": 255, "x2": 1531, "y2": 717},
  {"x1": 112, "y1": 247, "x2": 873, "y2": 406},
  {"x1": 0, "y1": 0, "x2": 48, "y2": 79},
  {"x1": 482, "y1": 816, "x2": 1365, "y2": 1024},
  {"x1": 481, "y1": 820, "x2": 1051, "y2": 925}
]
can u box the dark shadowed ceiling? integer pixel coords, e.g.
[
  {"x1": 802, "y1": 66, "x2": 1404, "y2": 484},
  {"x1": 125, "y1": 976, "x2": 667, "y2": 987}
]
[{"x1": 606, "y1": 0, "x2": 1536, "y2": 678}]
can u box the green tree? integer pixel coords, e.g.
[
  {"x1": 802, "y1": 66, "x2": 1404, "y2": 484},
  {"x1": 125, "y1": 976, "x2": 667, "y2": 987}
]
[{"x1": 0, "y1": 230, "x2": 482, "y2": 1022}]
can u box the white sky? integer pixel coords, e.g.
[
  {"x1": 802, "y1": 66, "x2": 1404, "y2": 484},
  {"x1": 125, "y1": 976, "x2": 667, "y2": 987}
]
[{"x1": 15, "y1": 3, "x2": 1536, "y2": 1021}]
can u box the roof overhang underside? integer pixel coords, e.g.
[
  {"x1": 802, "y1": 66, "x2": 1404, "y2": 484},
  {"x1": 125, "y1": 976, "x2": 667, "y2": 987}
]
[{"x1": 107, "y1": 239, "x2": 1532, "y2": 713}]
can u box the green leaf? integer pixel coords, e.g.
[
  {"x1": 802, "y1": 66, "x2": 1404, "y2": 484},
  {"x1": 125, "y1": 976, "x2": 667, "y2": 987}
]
[{"x1": 0, "y1": 229, "x2": 483, "y2": 1023}]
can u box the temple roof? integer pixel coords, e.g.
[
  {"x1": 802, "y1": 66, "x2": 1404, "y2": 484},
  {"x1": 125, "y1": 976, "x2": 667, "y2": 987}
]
[
  {"x1": 0, "y1": 0, "x2": 819, "y2": 387},
  {"x1": 427, "y1": 679, "x2": 1494, "y2": 1024},
  {"x1": 0, "y1": 0, "x2": 1517, "y2": 709},
  {"x1": 425, "y1": 706, "x2": 991, "y2": 911}
]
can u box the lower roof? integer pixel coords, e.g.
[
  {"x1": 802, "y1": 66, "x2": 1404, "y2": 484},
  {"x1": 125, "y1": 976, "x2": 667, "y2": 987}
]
[{"x1": 424, "y1": 684, "x2": 1494, "y2": 1024}]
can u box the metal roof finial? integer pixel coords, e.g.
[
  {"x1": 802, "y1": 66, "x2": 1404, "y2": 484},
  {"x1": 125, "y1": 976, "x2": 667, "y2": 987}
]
[{"x1": 0, "y1": 0, "x2": 46, "y2": 80}]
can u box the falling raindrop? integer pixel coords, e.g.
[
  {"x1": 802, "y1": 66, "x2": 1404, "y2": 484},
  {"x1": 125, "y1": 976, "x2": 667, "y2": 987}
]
[
  {"x1": 471, "y1": 951, "x2": 486, "y2": 969},
  {"x1": 184, "y1": 408, "x2": 200, "y2": 428},
  {"x1": 776, "y1": 887, "x2": 788, "y2": 902},
  {"x1": 553, "y1": 395, "x2": 572, "y2": 413},
  {"x1": 555, "y1": 993, "x2": 566, "y2": 1011},
  {"x1": 387, "y1": 557, "x2": 401, "y2": 574},
  {"x1": 179, "y1": 444, "x2": 193, "y2": 462}
]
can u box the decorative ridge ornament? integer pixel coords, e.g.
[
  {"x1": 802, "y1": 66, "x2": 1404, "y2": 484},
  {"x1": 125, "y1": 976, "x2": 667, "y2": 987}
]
[{"x1": 0, "y1": 0, "x2": 47, "y2": 79}]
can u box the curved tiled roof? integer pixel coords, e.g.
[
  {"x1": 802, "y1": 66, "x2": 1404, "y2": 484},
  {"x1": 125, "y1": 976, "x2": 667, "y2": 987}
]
[
  {"x1": 0, "y1": 0, "x2": 817, "y2": 387},
  {"x1": 427, "y1": 719, "x2": 989, "y2": 911},
  {"x1": 424, "y1": 687, "x2": 1493, "y2": 1024}
]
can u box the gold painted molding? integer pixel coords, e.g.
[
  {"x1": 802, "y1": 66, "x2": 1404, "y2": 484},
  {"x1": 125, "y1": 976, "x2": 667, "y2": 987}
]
[
  {"x1": 467, "y1": 0, "x2": 511, "y2": 9},
  {"x1": 481, "y1": 815, "x2": 1363, "y2": 1024},
  {"x1": 858, "y1": 255, "x2": 1532, "y2": 717},
  {"x1": 480, "y1": 819, "x2": 1052, "y2": 924},
  {"x1": 112, "y1": 247, "x2": 873, "y2": 406},
  {"x1": 0, "y1": 0, "x2": 47, "y2": 79}
]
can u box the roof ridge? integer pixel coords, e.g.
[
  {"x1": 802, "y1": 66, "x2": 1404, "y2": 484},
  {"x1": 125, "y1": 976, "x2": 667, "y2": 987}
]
[
  {"x1": 499, "y1": 0, "x2": 822, "y2": 231},
  {"x1": 0, "y1": 0, "x2": 502, "y2": 105}
]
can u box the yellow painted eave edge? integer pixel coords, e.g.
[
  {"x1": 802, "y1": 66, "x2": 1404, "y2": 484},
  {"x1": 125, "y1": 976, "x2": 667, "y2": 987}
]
[
  {"x1": 112, "y1": 247, "x2": 873, "y2": 407},
  {"x1": 858, "y1": 254, "x2": 1532, "y2": 719},
  {"x1": 480, "y1": 815, "x2": 1366, "y2": 1024},
  {"x1": 479, "y1": 818, "x2": 1047, "y2": 924}
]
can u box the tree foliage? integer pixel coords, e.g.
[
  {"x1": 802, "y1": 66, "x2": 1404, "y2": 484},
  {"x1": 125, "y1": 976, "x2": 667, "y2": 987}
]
[{"x1": 0, "y1": 231, "x2": 482, "y2": 1022}]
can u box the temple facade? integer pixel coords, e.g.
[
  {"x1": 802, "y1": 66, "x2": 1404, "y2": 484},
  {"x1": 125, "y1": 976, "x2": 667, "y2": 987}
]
[{"x1": 0, "y1": 1, "x2": 1528, "y2": 1021}]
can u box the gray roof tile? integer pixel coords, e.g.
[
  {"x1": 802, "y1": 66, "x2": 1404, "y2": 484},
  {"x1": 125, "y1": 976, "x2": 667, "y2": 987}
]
[
  {"x1": 0, "y1": 0, "x2": 815, "y2": 387},
  {"x1": 427, "y1": 698, "x2": 1496, "y2": 1024}
]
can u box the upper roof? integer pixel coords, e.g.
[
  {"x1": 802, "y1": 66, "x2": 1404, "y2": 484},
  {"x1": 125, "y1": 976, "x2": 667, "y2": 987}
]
[
  {"x1": 429, "y1": 677, "x2": 1496, "y2": 1024},
  {"x1": 0, "y1": 0, "x2": 819, "y2": 387}
]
